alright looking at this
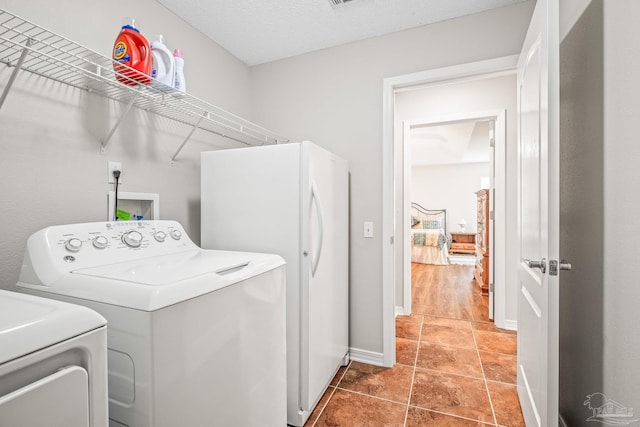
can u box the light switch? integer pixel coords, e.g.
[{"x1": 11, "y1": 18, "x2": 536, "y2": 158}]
[{"x1": 364, "y1": 221, "x2": 373, "y2": 238}]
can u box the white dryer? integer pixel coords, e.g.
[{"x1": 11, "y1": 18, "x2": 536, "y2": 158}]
[
  {"x1": 16, "y1": 220, "x2": 287, "y2": 427},
  {"x1": 0, "y1": 289, "x2": 108, "y2": 427}
]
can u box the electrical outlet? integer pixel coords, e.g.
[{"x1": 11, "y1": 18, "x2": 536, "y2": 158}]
[{"x1": 108, "y1": 161, "x2": 122, "y2": 184}]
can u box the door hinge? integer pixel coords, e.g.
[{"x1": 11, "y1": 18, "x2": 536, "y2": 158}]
[
  {"x1": 489, "y1": 282, "x2": 494, "y2": 292},
  {"x1": 489, "y1": 210, "x2": 494, "y2": 220},
  {"x1": 390, "y1": 236, "x2": 394, "y2": 245}
]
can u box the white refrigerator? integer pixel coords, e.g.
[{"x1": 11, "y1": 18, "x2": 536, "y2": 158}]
[{"x1": 201, "y1": 141, "x2": 349, "y2": 426}]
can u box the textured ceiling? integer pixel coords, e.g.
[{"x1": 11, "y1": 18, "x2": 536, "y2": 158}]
[{"x1": 155, "y1": 0, "x2": 526, "y2": 65}]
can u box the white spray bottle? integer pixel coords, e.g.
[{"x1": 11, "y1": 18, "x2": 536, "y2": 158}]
[
  {"x1": 173, "y1": 48, "x2": 186, "y2": 93},
  {"x1": 150, "y1": 35, "x2": 175, "y2": 87}
]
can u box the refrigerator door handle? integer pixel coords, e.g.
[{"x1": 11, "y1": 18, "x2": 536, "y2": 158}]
[{"x1": 310, "y1": 181, "x2": 324, "y2": 277}]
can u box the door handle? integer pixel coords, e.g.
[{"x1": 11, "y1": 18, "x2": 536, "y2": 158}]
[
  {"x1": 524, "y1": 258, "x2": 546, "y2": 274},
  {"x1": 310, "y1": 181, "x2": 324, "y2": 277}
]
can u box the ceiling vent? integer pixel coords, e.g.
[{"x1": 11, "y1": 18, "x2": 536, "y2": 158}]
[{"x1": 328, "y1": 0, "x2": 356, "y2": 8}]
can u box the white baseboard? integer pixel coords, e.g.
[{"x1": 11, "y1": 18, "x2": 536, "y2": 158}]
[
  {"x1": 497, "y1": 318, "x2": 517, "y2": 331},
  {"x1": 395, "y1": 305, "x2": 406, "y2": 316},
  {"x1": 348, "y1": 347, "x2": 385, "y2": 366}
]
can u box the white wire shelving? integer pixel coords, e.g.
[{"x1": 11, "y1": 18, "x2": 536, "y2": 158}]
[{"x1": 0, "y1": 8, "x2": 289, "y2": 161}]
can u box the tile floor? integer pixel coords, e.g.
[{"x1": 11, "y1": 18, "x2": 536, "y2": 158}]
[{"x1": 304, "y1": 264, "x2": 525, "y2": 427}]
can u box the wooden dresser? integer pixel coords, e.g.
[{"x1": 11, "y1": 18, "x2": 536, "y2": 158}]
[{"x1": 474, "y1": 189, "x2": 490, "y2": 295}]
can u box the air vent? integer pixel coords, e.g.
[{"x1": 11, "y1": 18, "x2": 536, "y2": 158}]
[{"x1": 328, "y1": 0, "x2": 356, "y2": 7}]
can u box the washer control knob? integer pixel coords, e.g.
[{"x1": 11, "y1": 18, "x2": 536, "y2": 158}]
[
  {"x1": 169, "y1": 229, "x2": 182, "y2": 240},
  {"x1": 64, "y1": 238, "x2": 83, "y2": 252},
  {"x1": 154, "y1": 231, "x2": 167, "y2": 242},
  {"x1": 93, "y1": 235, "x2": 109, "y2": 249},
  {"x1": 122, "y1": 230, "x2": 143, "y2": 248}
]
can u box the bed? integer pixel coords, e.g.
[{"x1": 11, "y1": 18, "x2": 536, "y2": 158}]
[{"x1": 410, "y1": 203, "x2": 449, "y2": 265}]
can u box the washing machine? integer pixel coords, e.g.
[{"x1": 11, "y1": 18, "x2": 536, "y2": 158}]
[
  {"x1": 15, "y1": 220, "x2": 287, "y2": 427},
  {"x1": 0, "y1": 289, "x2": 108, "y2": 427}
]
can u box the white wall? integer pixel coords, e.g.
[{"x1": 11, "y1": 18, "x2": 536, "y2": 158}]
[
  {"x1": 251, "y1": 2, "x2": 534, "y2": 356},
  {"x1": 0, "y1": 0, "x2": 252, "y2": 289},
  {"x1": 412, "y1": 163, "x2": 490, "y2": 235},
  {"x1": 395, "y1": 73, "x2": 519, "y2": 325},
  {"x1": 603, "y1": 0, "x2": 640, "y2": 415}
]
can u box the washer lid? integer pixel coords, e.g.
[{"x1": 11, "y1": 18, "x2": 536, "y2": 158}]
[
  {"x1": 23, "y1": 249, "x2": 286, "y2": 311},
  {"x1": 0, "y1": 290, "x2": 106, "y2": 365},
  {"x1": 72, "y1": 249, "x2": 254, "y2": 286}
]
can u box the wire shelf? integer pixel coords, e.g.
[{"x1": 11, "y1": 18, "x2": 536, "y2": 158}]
[{"x1": 0, "y1": 8, "x2": 289, "y2": 158}]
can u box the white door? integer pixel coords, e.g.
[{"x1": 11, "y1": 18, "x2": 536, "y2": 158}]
[
  {"x1": 516, "y1": 0, "x2": 559, "y2": 426},
  {"x1": 300, "y1": 142, "x2": 349, "y2": 421}
]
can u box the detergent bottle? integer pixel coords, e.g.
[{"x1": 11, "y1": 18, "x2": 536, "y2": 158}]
[
  {"x1": 112, "y1": 18, "x2": 152, "y2": 85},
  {"x1": 173, "y1": 49, "x2": 186, "y2": 93},
  {"x1": 150, "y1": 35, "x2": 175, "y2": 88}
]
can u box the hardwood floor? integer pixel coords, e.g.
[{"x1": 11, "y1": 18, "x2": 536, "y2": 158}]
[{"x1": 411, "y1": 262, "x2": 489, "y2": 322}]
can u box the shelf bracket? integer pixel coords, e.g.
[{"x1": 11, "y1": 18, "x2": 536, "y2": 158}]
[
  {"x1": 170, "y1": 112, "x2": 208, "y2": 164},
  {"x1": 0, "y1": 38, "x2": 34, "y2": 111},
  {"x1": 101, "y1": 92, "x2": 140, "y2": 153}
]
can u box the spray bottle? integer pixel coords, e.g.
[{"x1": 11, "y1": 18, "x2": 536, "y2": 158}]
[{"x1": 173, "y1": 49, "x2": 186, "y2": 93}]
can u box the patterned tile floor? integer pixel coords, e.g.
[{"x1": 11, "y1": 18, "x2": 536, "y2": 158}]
[{"x1": 304, "y1": 264, "x2": 525, "y2": 427}]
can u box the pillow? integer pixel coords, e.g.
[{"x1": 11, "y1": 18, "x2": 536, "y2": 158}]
[
  {"x1": 422, "y1": 219, "x2": 442, "y2": 229},
  {"x1": 411, "y1": 216, "x2": 420, "y2": 228}
]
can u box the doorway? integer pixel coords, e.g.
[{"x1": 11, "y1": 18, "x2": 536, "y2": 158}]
[
  {"x1": 401, "y1": 111, "x2": 504, "y2": 321},
  {"x1": 381, "y1": 55, "x2": 519, "y2": 367}
]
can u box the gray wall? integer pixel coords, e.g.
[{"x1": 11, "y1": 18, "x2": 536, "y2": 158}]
[
  {"x1": 559, "y1": 1, "x2": 604, "y2": 424},
  {"x1": 0, "y1": 0, "x2": 252, "y2": 289},
  {"x1": 559, "y1": 0, "x2": 640, "y2": 423},
  {"x1": 251, "y1": 3, "x2": 535, "y2": 355}
]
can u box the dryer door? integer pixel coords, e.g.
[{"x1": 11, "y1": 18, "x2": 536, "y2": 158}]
[{"x1": 0, "y1": 365, "x2": 89, "y2": 427}]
